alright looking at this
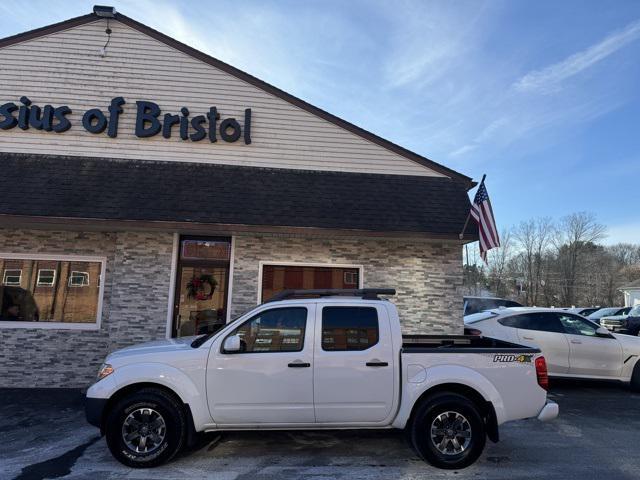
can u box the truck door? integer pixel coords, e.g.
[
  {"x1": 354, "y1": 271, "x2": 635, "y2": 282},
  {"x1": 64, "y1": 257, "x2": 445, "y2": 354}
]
[
  {"x1": 206, "y1": 305, "x2": 315, "y2": 425},
  {"x1": 313, "y1": 303, "x2": 395, "y2": 424}
]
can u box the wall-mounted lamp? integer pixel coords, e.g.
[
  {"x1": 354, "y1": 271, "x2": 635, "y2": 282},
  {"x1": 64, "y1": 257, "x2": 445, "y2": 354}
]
[{"x1": 93, "y1": 5, "x2": 117, "y2": 18}]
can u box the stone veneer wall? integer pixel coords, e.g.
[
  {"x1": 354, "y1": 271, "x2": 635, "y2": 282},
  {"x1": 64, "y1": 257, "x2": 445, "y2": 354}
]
[
  {"x1": 0, "y1": 229, "x2": 174, "y2": 388},
  {"x1": 230, "y1": 234, "x2": 463, "y2": 334}
]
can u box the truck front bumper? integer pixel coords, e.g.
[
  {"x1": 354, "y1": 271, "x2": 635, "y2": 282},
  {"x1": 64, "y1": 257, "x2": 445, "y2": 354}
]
[
  {"x1": 85, "y1": 397, "x2": 108, "y2": 429},
  {"x1": 537, "y1": 400, "x2": 559, "y2": 422}
]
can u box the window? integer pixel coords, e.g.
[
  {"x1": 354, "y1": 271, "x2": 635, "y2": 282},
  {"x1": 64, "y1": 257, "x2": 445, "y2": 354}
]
[
  {"x1": 226, "y1": 307, "x2": 307, "y2": 353},
  {"x1": 557, "y1": 314, "x2": 598, "y2": 336},
  {"x1": 2, "y1": 269, "x2": 22, "y2": 286},
  {"x1": 322, "y1": 306, "x2": 378, "y2": 351},
  {"x1": 499, "y1": 312, "x2": 564, "y2": 333},
  {"x1": 260, "y1": 264, "x2": 361, "y2": 302},
  {"x1": 68, "y1": 271, "x2": 89, "y2": 287},
  {"x1": 36, "y1": 269, "x2": 56, "y2": 287},
  {"x1": 0, "y1": 256, "x2": 104, "y2": 326}
]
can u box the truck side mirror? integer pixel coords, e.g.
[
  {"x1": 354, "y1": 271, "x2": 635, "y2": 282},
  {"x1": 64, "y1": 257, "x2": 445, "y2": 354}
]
[
  {"x1": 595, "y1": 327, "x2": 613, "y2": 338},
  {"x1": 223, "y1": 334, "x2": 242, "y2": 353}
]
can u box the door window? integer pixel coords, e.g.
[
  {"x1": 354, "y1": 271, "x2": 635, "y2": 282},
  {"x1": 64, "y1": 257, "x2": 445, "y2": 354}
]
[
  {"x1": 321, "y1": 306, "x2": 378, "y2": 351},
  {"x1": 500, "y1": 312, "x2": 565, "y2": 333},
  {"x1": 173, "y1": 237, "x2": 231, "y2": 337},
  {"x1": 557, "y1": 314, "x2": 598, "y2": 336},
  {"x1": 227, "y1": 307, "x2": 307, "y2": 353}
]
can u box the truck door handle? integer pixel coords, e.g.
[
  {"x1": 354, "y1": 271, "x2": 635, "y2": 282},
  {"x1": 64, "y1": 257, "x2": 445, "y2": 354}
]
[
  {"x1": 288, "y1": 362, "x2": 310, "y2": 368},
  {"x1": 366, "y1": 361, "x2": 389, "y2": 367}
]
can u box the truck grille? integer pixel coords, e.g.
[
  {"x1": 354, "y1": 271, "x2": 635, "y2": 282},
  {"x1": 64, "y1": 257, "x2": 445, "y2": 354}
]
[{"x1": 601, "y1": 319, "x2": 624, "y2": 328}]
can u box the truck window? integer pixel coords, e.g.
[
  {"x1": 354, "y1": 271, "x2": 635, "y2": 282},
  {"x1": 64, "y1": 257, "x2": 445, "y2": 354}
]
[
  {"x1": 228, "y1": 307, "x2": 307, "y2": 353},
  {"x1": 321, "y1": 306, "x2": 378, "y2": 351}
]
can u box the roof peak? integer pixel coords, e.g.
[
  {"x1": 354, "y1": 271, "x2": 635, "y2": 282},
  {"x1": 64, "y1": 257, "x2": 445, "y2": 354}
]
[{"x1": 0, "y1": 7, "x2": 475, "y2": 188}]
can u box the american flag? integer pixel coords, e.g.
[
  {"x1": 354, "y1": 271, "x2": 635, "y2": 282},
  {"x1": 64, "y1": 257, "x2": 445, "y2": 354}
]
[{"x1": 470, "y1": 179, "x2": 500, "y2": 262}]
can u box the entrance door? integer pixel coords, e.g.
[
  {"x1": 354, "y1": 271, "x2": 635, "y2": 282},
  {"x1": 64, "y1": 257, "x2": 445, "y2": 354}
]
[{"x1": 173, "y1": 237, "x2": 231, "y2": 337}]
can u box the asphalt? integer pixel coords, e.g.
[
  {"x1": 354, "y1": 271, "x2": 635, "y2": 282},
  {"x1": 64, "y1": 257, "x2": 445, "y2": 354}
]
[{"x1": 1, "y1": 380, "x2": 639, "y2": 480}]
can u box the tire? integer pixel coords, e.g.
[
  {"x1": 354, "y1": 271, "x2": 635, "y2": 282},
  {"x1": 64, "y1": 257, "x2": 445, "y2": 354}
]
[
  {"x1": 409, "y1": 393, "x2": 486, "y2": 469},
  {"x1": 105, "y1": 388, "x2": 187, "y2": 468},
  {"x1": 631, "y1": 361, "x2": 640, "y2": 393}
]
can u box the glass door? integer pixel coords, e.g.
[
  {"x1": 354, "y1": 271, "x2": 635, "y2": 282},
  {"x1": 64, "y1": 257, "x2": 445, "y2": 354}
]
[{"x1": 173, "y1": 237, "x2": 231, "y2": 337}]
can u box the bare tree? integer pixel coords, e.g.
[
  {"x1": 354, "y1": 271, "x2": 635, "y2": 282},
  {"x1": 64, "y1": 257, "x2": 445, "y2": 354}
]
[
  {"x1": 513, "y1": 217, "x2": 553, "y2": 306},
  {"x1": 486, "y1": 229, "x2": 513, "y2": 298},
  {"x1": 553, "y1": 212, "x2": 607, "y2": 306}
]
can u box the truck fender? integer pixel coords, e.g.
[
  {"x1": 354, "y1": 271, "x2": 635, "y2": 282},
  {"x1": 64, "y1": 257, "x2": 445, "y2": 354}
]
[
  {"x1": 109, "y1": 363, "x2": 212, "y2": 429},
  {"x1": 392, "y1": 364, "x2": 507, "y2": 429}
]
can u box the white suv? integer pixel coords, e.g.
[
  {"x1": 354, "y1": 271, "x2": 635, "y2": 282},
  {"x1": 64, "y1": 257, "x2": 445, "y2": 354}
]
[{"x1": 465, "y1": 307, "x2": 640, "y2": 390}]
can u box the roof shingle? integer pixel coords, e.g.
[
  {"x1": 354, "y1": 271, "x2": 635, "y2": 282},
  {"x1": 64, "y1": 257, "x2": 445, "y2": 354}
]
[{"x1": 0, "y1": 153, "x2": 477, "y2": 237}]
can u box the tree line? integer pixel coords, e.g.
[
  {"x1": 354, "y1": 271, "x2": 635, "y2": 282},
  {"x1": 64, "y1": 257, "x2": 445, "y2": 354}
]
[{"x1": 463, "y1": 212, "x2": 640, "y2": 307}]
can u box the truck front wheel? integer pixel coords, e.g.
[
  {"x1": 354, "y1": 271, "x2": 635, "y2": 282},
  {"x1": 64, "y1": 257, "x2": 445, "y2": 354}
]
[
  {"x1": 105, "y1": 388, "x2": 187, "y2": 468},
  {"x1": 409, "y1": 393, "x2": 486, "y2": 469}
]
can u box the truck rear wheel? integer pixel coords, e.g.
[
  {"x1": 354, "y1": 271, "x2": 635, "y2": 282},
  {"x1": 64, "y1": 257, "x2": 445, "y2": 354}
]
[
  {"x1": 409, "y1": 393, "x2": 486, "y2": 469},
  {"x1": 105, "y1": 388, "x2": 187, "y2": 468}
]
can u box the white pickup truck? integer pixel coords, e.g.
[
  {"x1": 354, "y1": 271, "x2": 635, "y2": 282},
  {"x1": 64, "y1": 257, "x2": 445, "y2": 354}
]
[{"x1": 85, "y1": 289, "x2": 558, "y2": 470}]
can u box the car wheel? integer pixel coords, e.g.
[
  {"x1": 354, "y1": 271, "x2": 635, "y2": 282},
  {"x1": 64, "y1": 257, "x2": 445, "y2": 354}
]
[
  {"x1": 631, "y1": 361, "x2": 640, "y2": 393},
  {"x1": 105, "y1": 388, "x2": 187, "y2": 468},
  {"x1": 409, "y1": 393, "x2": 486, "y2": 469}
]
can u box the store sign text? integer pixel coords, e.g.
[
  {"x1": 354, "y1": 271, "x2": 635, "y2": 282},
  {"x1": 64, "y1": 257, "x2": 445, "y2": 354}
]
[{"x1": 0, "y1": 96, "x2": 252, "y2": 144}]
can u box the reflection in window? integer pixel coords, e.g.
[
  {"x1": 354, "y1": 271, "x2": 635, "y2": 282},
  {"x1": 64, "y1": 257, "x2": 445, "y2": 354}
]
[
  {"x1": 0, "y1": 257, "x2": 102, "y2": 323},
  {"x1": 557, "y1": 314, "x2": 597, "y2": 336},
  {"x1": 229, "y1": 307, "x2": 307, "y2": 353},
  {"x1": 322, "y1": 307, "x2": 379, "y2": 351},
  {"x1": 36, "y1": 269, "x2": 56, "y2": 287},
  {"x1": 3, "y1": 269, "x2": 22, "y2": 286},
  {"x1": 68, "y1": 271, "x2": 90, "y2": 287}
]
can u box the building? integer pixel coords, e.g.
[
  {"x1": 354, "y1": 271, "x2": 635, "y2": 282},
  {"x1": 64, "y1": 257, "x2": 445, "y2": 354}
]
[
  {"x1": 621, "y1": 279, "x2": 640, "y2": 307},
  {"x1": 0, "y1": 7, "x2": 477, "y2": 388}
]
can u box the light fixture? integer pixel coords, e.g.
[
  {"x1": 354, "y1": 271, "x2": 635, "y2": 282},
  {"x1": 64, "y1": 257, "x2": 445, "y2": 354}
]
[{"x1": 93, "y1": 5, "x2": 117, "y2": 18}]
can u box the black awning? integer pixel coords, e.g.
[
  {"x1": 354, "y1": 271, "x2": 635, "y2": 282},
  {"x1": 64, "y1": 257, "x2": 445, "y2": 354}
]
[{"x1": 1, "y1": 153, "x2": 476, "y2": 237}]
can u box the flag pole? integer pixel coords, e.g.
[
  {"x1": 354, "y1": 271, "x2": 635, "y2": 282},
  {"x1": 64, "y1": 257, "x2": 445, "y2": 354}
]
[{"x1": 458, "y1": 174, "x2": 486, "y2": 240}]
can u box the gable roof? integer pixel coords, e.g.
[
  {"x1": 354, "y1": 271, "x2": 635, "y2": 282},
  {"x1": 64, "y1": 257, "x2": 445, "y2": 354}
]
[{"x1": 0, "y1": 9, "x2": 474, "y2": 188}]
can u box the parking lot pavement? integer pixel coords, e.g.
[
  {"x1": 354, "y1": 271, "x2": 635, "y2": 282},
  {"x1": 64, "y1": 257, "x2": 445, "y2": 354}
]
[{"x1": 1, "y1": 381, "x2": 639, "y2": 480}]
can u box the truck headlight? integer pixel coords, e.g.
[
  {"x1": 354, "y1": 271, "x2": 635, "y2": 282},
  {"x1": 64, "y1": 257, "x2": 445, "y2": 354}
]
[{"x1": 97, "y1": 363, "x2": 114, "y2": 380}]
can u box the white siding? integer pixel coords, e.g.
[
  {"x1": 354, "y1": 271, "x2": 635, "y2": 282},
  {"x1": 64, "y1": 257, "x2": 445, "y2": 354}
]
[{"x1": 0, "y1": 20, "x2": 445, "y2": 177}]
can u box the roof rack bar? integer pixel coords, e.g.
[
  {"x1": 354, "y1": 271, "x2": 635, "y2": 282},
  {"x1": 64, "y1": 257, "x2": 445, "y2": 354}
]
[{"x1": 265, "y1": 288, "x2": 396, "y2": 303}]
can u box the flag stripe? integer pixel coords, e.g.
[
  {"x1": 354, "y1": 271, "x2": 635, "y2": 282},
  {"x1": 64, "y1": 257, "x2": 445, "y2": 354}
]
[{"x1": 470, "y1": 179, "x2": 500, "y2": 263}]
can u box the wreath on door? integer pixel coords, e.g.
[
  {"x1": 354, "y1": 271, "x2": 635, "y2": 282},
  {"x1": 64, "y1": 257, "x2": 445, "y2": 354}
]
[{"x1": 186, "y1": 274, "x2": 218, "y2": 301}]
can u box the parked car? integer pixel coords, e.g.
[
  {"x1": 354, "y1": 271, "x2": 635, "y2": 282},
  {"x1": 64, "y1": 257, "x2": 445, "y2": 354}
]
[
  {"x1": 464, "y1": 307, "x2": 640, "y2": 390},
  {"x1": 587, "y1": 307, "x2": 630, "y2": 324},
  {"x1": 463, "y1": 296, "x2": 522, "y2": 316},
  {"x1": 600, "y1": 305, "x2": 640, "y2": 335},
  {"x1": 563, "y1": 307, "x2": 600, "y2": 317},
  {"x1": 86, "y1": 289, "x2": 557, "y2": 470}
]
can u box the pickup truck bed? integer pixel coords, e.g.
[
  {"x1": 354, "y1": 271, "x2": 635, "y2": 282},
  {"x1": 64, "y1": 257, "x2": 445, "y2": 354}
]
[{"x1": 402, "y1": 334, "x2": 541, "y2": 352}]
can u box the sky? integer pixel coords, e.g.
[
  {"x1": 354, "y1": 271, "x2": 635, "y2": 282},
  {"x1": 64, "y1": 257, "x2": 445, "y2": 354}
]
[{"x1": 1, "y1": 0, "x2": 639, "y2": 244}]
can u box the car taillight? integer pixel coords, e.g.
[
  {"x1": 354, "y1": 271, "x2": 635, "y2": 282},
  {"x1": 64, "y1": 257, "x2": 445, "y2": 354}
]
[
  {"x1": 465, "y1": 328, "x2": 482, "y2": 336},
  {"x1": 535, "y1": 356, "x2": 549, "y2": 390}
]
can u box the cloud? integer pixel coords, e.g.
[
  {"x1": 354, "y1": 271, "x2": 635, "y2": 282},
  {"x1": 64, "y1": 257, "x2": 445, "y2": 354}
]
[{"x1": 513, "y1": 18, "x2": 640, "y2": 94}]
